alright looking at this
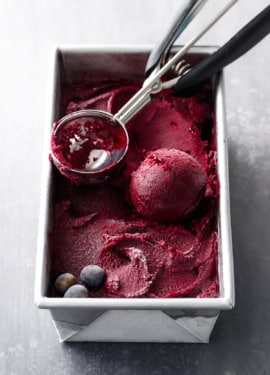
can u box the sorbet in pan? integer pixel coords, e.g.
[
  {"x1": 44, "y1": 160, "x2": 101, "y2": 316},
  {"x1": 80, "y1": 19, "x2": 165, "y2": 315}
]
[{"x1": 50, "y1": 79, "x2": 219, "y2": 298}]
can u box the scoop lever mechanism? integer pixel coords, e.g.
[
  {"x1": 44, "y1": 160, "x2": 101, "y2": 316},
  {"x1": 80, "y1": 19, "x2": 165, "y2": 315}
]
[{"x1": 114, "y1": 0, "x2": 237, "y2": 125}]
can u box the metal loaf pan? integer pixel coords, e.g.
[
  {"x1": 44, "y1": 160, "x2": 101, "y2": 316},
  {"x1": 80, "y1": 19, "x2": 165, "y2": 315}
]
[{"x1": 35, "y1": 45, "x2": 234, "y2": 343}]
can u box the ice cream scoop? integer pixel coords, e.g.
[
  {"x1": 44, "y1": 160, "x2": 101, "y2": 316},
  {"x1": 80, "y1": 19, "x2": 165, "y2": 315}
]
[
  {"x1": 50, "y1": 1, "x2": 237, "y2": 184},
  {"x1": 129, "y1": 148, "x2": 206, "y2": 223},
  {"x1": 50, "y1": 110, "x2": 129, "y2": 184}
]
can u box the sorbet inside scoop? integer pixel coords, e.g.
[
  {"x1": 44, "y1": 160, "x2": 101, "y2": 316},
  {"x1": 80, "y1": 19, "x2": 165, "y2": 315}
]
[{"x1": 129, "y1": 148, "x2": 206, "y2": 223}]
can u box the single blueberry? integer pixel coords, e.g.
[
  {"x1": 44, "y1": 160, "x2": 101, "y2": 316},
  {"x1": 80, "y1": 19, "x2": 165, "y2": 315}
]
[
  {"x1": 80, "y1": 265, "x2": 105, "y2": 288},
  {"x1": 64, "y1": 284, "x2": 88, "y2": 298},
  {"x1": 55, "y1": 273, "x2": 76, "y2": 295}
]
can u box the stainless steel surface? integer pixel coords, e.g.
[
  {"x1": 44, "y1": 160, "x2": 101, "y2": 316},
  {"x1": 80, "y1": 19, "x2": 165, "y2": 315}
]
[
  {"x1": 159, "y1": 0, "x2": 208, "y2": 67},
  {"x1": 145, "y1": 0, "x2": 209, "y2": 75},
  {"x1": 170, "y1": 59, "x2": 191, "y2": 77}
]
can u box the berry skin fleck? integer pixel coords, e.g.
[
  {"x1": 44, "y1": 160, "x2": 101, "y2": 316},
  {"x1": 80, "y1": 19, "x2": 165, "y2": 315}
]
[
  {"x1": 80, "y1": 265, "x2": 105, "y2": 288},
  {"x1": 55, "y1": 273, "x2": 76, "y2": 295},
  {"x1": 64, "y1": 284, "x2": 88, "y2": 298}
]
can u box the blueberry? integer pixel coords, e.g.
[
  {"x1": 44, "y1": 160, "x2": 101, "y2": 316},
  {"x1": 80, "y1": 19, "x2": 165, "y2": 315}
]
[
  {"x1": 55, "y1": 273, "x2": 76, "y2": 295},
  {"x1": 63, "y1": 284, "x2": 88, "y2": 298},
  {"x1": 80, "y1": 265, "x2": 105, "y2": 288}
]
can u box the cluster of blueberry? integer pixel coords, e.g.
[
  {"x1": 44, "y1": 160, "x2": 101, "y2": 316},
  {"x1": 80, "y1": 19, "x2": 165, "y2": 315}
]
[{"x1": 54, "y1": 265, "x2": 105, "y2": 298}]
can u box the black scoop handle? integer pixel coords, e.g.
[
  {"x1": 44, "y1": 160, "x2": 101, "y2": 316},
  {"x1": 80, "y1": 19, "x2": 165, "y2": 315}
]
[{"x1": 174, "y1": 5, "x2": 270, "y2": 97}]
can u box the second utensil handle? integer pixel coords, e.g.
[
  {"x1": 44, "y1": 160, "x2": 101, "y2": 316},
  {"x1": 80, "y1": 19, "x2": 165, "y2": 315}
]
[{"x1": 145, "y1": 0, "x2": 206, "y2": 77}]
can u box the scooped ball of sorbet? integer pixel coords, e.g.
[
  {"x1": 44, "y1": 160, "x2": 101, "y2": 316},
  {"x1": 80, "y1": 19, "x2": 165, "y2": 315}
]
[{"x1": 129, "y1": 148, "x2": 206, "y2": 223}]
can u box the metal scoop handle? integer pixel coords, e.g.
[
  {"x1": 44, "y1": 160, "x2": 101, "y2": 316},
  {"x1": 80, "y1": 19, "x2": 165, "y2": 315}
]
[
  {"x1": 174, "y1": 5, "x2": 270, "y2": 97},
  {"x1": 145, "y1": 0, "x2": 209, "y2": 77},
  {"x1": 114, "y1": 0, "x2": 237, "y2": 125}
]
